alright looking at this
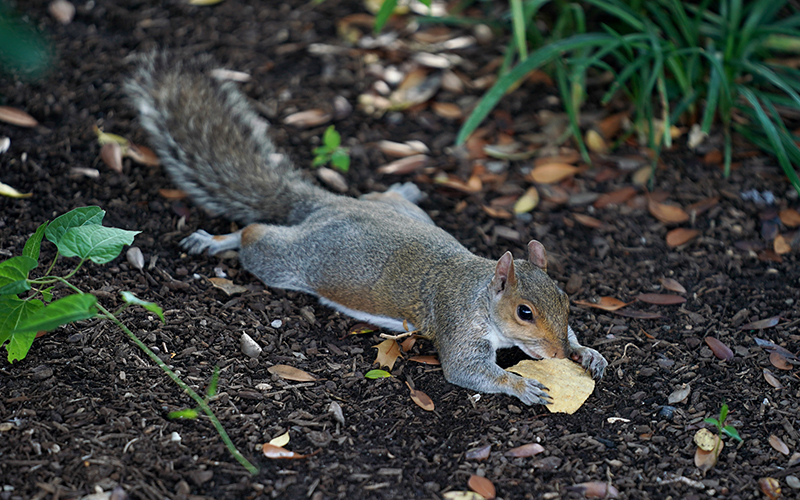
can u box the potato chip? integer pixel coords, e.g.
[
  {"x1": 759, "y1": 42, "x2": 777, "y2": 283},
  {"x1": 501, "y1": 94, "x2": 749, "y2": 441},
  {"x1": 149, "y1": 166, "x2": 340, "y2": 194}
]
[{"x1": 506, "y1": 358, "x2": 595, "y2": 414}]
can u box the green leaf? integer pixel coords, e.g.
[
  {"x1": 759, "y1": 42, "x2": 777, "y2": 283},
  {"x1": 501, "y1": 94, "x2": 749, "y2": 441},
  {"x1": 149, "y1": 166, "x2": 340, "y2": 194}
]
[
  {"x1": 57, "y1": 225, "x2": 140, "y2": 265},
  {"x1": 323, "y1": 125, "x2": 341, "y2": 149},
  {"x1": 22, "y1": 222, "x2": 47, "y2": 262},
  {"x1": 40, "y1": 287, "x2": 54, "y2": 303},
  {"x1": 719, "y1": 402, "x2": 729, "y2": 424},
  {"x1": 331, "y1": 149, "x2": 350, "y2": 172},
  {"x1": 168, "y1": 409, "x2": 199, "y2": 419},
  {"x1": 0, "y1": 296, "x2": 44, "y2": 362},
  {"x1": 0, "y1": 256, "x2": 38, "y2": 295},
  {"x1": 365, "y1": 369, "x2": 392, "y2": 379},
  {"x1": 374, "y1": 0, "x2": 398, "y2": 33},
  {"x1": 120, "y1": 291, "x2": 164, "y2": 322},
  {"x1": 13, "y1": 293, "x2": 97, "y2": 333},
  {"x1": 207, "y1": 366, "x2": 220, "y2": 398},
  {"x1": 704, "y1": 417, "x2": 721, "y2": 429},
  {"x1": 45, "y1": 206, "x2": 105, "y2": 245},
  {"x1": 722, "y1": 425, "x2": 742, "y2": 442}
]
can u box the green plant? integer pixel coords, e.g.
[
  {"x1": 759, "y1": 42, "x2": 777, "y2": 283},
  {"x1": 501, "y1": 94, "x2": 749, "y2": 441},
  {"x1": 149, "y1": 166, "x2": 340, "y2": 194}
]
[
  {"x1": 312, "y1": 125, "x2": 351, "y2": 172},
  {"x1": 456, "y1": 0, "x2": 800, "y2": 195},
  {"x1": 0, "y1": 207, "x2": 258, "y2": 474},
  {"x1": 704, "y1": 401, "x2": 743, "y2": 442}
]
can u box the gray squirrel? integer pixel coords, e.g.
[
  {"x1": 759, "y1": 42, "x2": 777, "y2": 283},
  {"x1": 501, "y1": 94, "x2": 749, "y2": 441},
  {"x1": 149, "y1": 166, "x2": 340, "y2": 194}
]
[{"x1": 125, "y1": 53, "x2": 607, "y2": 406}]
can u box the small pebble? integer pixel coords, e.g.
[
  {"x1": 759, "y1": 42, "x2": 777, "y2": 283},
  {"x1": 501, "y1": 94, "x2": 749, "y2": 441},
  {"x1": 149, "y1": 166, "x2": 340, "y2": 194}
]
[
  {"x1": 270, "y1": 319, "x2": 282, "y2": 328},
  {"x1": 240, "y1": 333, "x2": 262, "y2": 359},
  {"x1": 786, "y1": 475, "x2": 800, "y2": 489}
]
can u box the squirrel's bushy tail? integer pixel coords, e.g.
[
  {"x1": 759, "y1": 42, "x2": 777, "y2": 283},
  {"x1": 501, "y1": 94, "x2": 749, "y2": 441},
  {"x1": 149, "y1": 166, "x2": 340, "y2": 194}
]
[{"x1": 124, "y1": 52, "x2": 332, "y2": 225}]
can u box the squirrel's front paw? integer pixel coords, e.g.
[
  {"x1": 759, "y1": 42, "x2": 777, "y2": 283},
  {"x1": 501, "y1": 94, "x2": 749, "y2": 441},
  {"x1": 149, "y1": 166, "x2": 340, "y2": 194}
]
[
  {"x1": 509, "y1": 373, "x2": 553, "y2": 406},
  {"x1": 180, "y1": 230, "x2": 214, "y2": 254},
  {"x1": 571, "y1": 346, "x2": 608, "y2": 379}
]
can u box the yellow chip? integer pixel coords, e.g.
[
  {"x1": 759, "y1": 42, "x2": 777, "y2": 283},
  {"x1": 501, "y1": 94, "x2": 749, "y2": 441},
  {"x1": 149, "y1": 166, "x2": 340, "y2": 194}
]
[
  {"x1": 693, "y1": 428, "x2": 718, "y2": 451},
  {"x1": 507, "y1": 358, "x2": 596, "y2": 414}
]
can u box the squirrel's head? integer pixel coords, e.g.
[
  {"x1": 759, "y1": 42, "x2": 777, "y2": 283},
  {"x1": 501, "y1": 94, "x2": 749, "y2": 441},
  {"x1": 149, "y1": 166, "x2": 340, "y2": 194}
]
[{"x1": 488, "y1": 240, "x2": 571, "y2": 360}]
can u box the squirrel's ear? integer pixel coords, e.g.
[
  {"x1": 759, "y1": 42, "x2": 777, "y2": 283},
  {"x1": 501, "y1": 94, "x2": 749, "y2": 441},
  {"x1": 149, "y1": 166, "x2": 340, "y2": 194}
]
[
  {"x1": 527, "y1": 240, "x2": 547, "y2": 271},
  {"x1": 490, "y1": 251, "x2": 517, "y2": 295}
]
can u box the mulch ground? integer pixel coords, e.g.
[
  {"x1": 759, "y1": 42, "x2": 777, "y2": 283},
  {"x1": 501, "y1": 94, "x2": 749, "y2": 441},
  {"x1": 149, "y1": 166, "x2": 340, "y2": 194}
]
[{"x1": 1, "y1": 1, "x2": 799, "y2": 499}]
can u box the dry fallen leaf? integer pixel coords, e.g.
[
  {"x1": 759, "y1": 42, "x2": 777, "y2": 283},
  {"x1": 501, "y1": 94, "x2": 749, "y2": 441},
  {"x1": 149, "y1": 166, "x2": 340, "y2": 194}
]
[
  {"x1": 668, "y1": 384, "x2": 691, "y2": 404},
  {"x1": 378, "y1": 140, "x2": 429, "y2": 157},
  {"x1": 774, "y1": 234, "x2": 791, "y2": 254},
  {"x1": 573, "y1": 297, "x2": 631, "y2": 312},
  {"x1": 705, "y1": 337, "x2": 734, "y2": 361},
  {"x1": 779, "y1": 208, "x2": 800, "y2": 227},
  {"x1": 694, "y1": 430, "x2": 723, "y2": 472},
  {"x1": 373, "y1": 339, "x2": 402, "y2": 370},
  {"x1": 506, "y1": 358, "x2": 596, "y2": 414},
  {"x1": 631, "y1": 165, "x2": 652, "y2": 185},
  {"x1": 573, "y1": 213, "x2": 604, "y2": 229},
  {"x1": 769, "y1": 434, "x2": 790, "y2": 455},
  {"x1": 763, "y1": 368, "x2": 784, "y2": 389},
  {"x1": 268, "y1": 431, "x2": 290, "y2": 447},
  {"x1": 465, "y1": 444, "x2": 491, "y2": 461},
  {"x1": 636, "y1": 293, "x2": 686, "y2": 305},
  {"x1": 442, "y1": 492, "x2": 485, "y2": 500},
  {"x1": 0, "y1": 106, "x2": 38, "y2": 127},
  {"x1": 126, "y1": 143, "x2": 160, "y2": 166},
  {"x1": 261, "y1": 443, "x2": 318, "y2": 459},
  {"x1": 376, "y1": 154, "x2": 430, "y2": 175},
  {"x1": 408, "y1": 355, "x2": 440, "y2": 365},
  {"x1": 566, "y1": 482, "x2": 620, "y2": 498},
  {"x1": 283, "y1": 109, "x2": 332, "y2": 128},
  {"x1": 505, "y1": 443, "x2": 545, "y2": 458},
  {"x1": 208, "y1": 277, "x2": 249, "y2": 296},
  {"x1": 158, "y1": 189, "x2": 187, "y2": 200},
  {"x1": 434, "y1": 173, "x2": 483, "y2": 193},
  {"x1": 769, "y1": 351, "x2": 792, "y2": 370},
  {"x1": 406, "y1": 382, "x2": 435, "y2": 411},
  {"x1": 687, "y1": 197, "x2": 719, "y2": 216},
  {"x1": 527, "y1": 163, "x2": 580, "y2": 184},
  {"x1": 758, "y1": 477, "x2": 781, "y2": 500},
  {"x1": 658, "y1": 277, "x2": 686, "y2": 294},
  {"x1": 648, "y1": 198, "x2": 689, "y2": 224},
  {"x1": 468, "y1": 475, "x2": 496, "y2": 500},
  {"x1": 585, "y1": 129, "x2": 609, "y2": 153},
  {"x1": 100, "y1": 142, "x2": 123, "y2": 173},
  {"x1": 594, "y1": 187, "x2": 637, "y2": 209},
  {"x1": 513, "y1": 187, "x2": 539, "y2": 214},
  {"x1": 741, "y1": 316, "x2": 780, "y2": 330},
  {"x1": 0, "y1": 181, "x2": 32, "y2": 198},
  {"x1": 267, "y1": 364, "x2": 317, "y2": 382},
  {"x1": 534, "y1": 151, "x2": 580, "y2": 166},
  {"x1": 665, "y1": 228, "x2": 699, "y2": 248},
  {"x1": 431, "y1": 102, "x2": 463, "y2": 119}
]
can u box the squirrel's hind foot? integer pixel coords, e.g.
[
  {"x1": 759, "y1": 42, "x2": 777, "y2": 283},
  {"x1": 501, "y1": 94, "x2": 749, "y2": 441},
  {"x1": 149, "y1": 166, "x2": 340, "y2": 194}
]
[{"x1": 180, "y1": 229, "x2": 242, "y2": 255}]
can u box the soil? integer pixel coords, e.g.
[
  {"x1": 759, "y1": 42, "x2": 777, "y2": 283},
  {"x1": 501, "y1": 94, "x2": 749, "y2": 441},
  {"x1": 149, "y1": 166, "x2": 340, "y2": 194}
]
[{"x1": 1, "y1": 1, "x2": 799, "y2": 499}]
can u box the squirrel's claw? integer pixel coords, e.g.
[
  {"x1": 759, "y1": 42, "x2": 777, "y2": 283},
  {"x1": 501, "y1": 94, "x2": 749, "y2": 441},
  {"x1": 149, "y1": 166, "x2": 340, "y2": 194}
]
[
  {"x1": 180, "y1": 230, "x2": 215, "y2": 254},
  {"x1": 571, "y1": 346, "x2": 608, "y2": 379},
  {"x1": 511, "y1": 374, "x2": 553, "y2": 406}
]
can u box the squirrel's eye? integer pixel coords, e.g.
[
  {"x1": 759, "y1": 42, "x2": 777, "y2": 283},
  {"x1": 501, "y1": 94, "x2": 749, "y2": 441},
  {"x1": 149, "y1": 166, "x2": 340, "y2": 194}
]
[{"x1": 517, "y1": 305, "x2": 534, "y2": 322}]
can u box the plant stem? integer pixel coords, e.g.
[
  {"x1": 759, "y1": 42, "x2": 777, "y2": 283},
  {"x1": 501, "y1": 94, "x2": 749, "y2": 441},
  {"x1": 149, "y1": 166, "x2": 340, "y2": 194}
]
[{"x1": 94, "y1": 302, "x2": 259, "y2": 474}]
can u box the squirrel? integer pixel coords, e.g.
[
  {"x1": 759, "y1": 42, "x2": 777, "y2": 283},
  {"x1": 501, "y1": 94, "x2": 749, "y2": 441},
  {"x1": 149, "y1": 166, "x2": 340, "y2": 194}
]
[{"x1": 124, "y1": 53, "x2": 607, "y2": 406}]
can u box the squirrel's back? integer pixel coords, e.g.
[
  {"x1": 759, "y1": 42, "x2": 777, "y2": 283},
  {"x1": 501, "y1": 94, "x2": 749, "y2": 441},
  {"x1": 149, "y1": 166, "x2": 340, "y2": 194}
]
[{"x1": 124, "y1": 52, "x2": 333, "y2": 225}]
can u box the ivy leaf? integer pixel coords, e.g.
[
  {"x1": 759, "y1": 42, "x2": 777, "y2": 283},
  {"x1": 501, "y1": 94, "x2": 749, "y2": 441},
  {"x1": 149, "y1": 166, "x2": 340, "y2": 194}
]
[
  {"x1": 22, "y1": 222, "x2": 48, "y2": 262},
  {"x1": 57, "y1": 225, "x2": 140, "y2": 264},
  {"x1": 13, "y1": 293, "x2": 97, "y2": 333},
  {"x1": 120, "y1": 291, "x2": 164, "y2": 322},
  {"x1": 0, "y1": 296, "x2": 44, "y2": 362},
  {"x1": 0, "y1": 256, "x2": 38, "y2": 295},
  {"x1": 373, "y1": 339, "x2": 402, "y2": 370},
  {"x1": 45, "y1": 206, "x2": 105, "y2": 245}
]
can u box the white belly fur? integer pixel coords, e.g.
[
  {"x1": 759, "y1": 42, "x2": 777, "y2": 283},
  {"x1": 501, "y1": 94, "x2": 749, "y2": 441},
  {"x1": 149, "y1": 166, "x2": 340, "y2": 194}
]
[{"x1": 318, "y1": 297, "x2": 414, "y2": 332}]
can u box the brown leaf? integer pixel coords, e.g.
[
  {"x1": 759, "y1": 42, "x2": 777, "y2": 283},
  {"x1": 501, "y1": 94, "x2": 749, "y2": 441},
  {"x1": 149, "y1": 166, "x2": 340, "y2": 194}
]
[
  {"x1": 769, "y1": 352, "x2": 792, "y2": 370},
  {"x1": 100, "y1": 142, "x2": 123, "y2": 173},
  {"x1": 774, "y1": 234, "x2": 791, "y2": 254},
  {"x1": 267, "y1": 364, "x2": 317, "y2": 382},
  {"x1": 631, "y1": 165, "x2": 652, "y2": 186},
  {"x1": 158, "y1": 189, "x2": 187, "y2": 200},
  {"x1": 665, "y1": 228, "x2": 699, "y2": 248},
  {"x1": 400, "y1": 336, "x2": 416, "y2": 352},
  {"x1": 758, "y1": 249, "x2": 783, "y2": 263},
  {"x1": 126, "y1": 144, "x2": 160, "y2": 166},
  {"x1": 585, "y1": 129, "x2": 608, "y2": 153},
  {"x1": 594, "y1": 187, "x2": 637, "y2": 209},
  {"x1": 573, "y1": 213, "x2": 604, "y2": 229},
  {"x1": 705, "y1": 337, "x2": 734, "y2": 361},
  {"x1": 434, "y1": 173, "x2": 483, "y2": 193},
  {"x1": 636, "y1": 293, "x2": 686, "y2": 305},
  {"x1": 261, "y1": 443, "x2": 318, "y2": 459},
  {"x1": 0, "y1": 106, "x2": 38, "y2": 127},
  {"x1": 567, "y1": 482, "x2": 620, "y2": 498},
  {"x1": 408, "y1": 355, "x2": 440, "y2": 365},
  {"x1": 406, "y1": 382, "x2": 434, "y2": 411},
  {"x1": 505, "y1": 443, "x2": 545, "y2": 458},
  {"x1": 703, "y1": 149, "x2": 723, "y2": 164},
  {"x1": 647, "y1": 198, "x2": 689, "y2": 224},
  {"x1": 763, "y1": 368, "x2": 784, "y2": 389},
  {"x1": 658, "y1": 277, "x2": 686, "y2": 294},
  {"x1": 779, "y1": 208, "x2": 800, "y2": 227},
  {"x1": 613, "y1": 310, "x2": 664, "y2": 319},
  {"x1": 527, "y1": 163, "x2": 580, "y2": 184},
  {"x1": 573, "y1": 297, "x2": 631, "y2": 311},
  {"x1": 208, "y1": 277, "x2": 248, "y2": 296},
  {"x1": 694, "y1": 435, "x2": 723, "y2": 472},
  {"x1": 468, "y1": 475, "x2": 496, "y2": 500},
  {"x1": 596, "y1": 111, "x2": 629, "y2": 139},
  {"x1": 687, "y1": 197, "x2": 719, "y2": 216},
  {"x1": 741, "y1": 315, "x2": 780, "y2": 330},
  {"x1": 769, "y1": 435, "x2": 790, "y2": 455},
  {"x1": 465, "y1": 444, "x2": 491, "y2": 461},
  {"x1": 481, "y1": 205, "x2": 513, "y2": 219},
  {"x1": 283, "y1": 109, "x2": 332, "y2": 128},
  {"x1": 758, "y1": 477, "x2": 781, "y2": 500},
  {"x1": 431, "y1": 102, "x2": 463, "y2": 119},
  {"x1": 378, "y1": 140, "x2": 429, "y2": 158},
  {"x1": 373, "y1": 339, "x2": 402, "y2": 370}
]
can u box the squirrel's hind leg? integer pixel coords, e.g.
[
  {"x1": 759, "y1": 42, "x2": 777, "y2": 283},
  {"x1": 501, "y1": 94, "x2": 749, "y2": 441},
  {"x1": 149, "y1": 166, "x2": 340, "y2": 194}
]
[{"x1": 180, "y1": 229, "x2": 242, "y2": 255}]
